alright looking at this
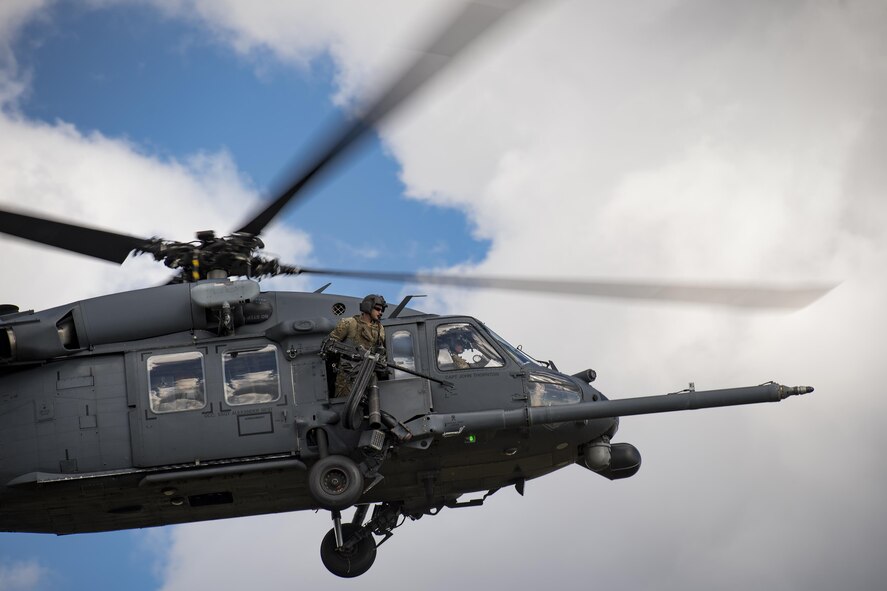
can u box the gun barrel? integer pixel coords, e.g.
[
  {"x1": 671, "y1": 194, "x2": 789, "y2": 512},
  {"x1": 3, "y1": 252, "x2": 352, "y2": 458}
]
[{"x1": 422, "y1": 382, "x2": 813, "y2": 435}]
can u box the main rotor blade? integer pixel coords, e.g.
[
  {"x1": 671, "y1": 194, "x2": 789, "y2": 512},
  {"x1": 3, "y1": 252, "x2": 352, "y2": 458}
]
[
  {"x1": 236, "y1": 0, "x2": 529, "y2": 237},
  {"x1": 0, "y1": 207, "x2": 148, "y2": 264},
  {"x1": 290, "y1": 266, "x2": 834, "y2": 310}
]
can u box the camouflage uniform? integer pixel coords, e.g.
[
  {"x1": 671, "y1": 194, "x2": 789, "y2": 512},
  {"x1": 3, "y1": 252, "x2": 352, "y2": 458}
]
[
  {"x1": 449, "y1": 350, "x2": 469, "y2": 369},
  {"x1": 328, "y1": 315, "x2": 386, "y2": 397}
]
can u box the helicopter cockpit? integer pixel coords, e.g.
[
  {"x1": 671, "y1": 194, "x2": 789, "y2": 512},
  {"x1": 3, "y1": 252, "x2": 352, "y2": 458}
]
[
  {"x1": 483, "y1": 326, "x2": 536, "y2": 366},
  {"x1": 476, "y1": 324, "x2": 584, "y2": 407},
  {"x1": 426, "y1": 318, "x2": 588, "y2": 409},
  {"x1": 434, "y1": 323, "x2": 504, "y2": 371}
]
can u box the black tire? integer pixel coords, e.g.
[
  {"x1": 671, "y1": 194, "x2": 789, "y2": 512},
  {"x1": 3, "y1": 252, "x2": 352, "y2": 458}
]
[
  {"x1": 308, "y1": 455, "x2": 364, "y2": 509},
  {"x1": 320, "y1": 523, "x2": 377, "y2": 578}
]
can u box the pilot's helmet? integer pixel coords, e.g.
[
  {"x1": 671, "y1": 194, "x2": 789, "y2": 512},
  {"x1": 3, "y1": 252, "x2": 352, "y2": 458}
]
[
  {"x1": 360, "y1": 294, "x2": 388, "y2": 315},
  {"x1": 442, "y1": 329, "x2": 471, "y2": 351}
]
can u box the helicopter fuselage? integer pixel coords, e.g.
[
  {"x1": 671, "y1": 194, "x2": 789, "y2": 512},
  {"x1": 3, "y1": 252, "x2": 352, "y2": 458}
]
[{"x1": 0, "y1": 281, "x2": 614, "y2": 534}]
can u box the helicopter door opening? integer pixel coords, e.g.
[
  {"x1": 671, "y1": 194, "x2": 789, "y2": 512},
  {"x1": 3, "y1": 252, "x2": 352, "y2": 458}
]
[{"x1": 377, "y1": 325, "x2": 432, "y2": 422}]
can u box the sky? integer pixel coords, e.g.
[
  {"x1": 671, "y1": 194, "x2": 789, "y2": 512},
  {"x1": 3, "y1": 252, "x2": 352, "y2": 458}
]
[{"x1": 1, "y1": 0, "x2": 886, "y2": 590}]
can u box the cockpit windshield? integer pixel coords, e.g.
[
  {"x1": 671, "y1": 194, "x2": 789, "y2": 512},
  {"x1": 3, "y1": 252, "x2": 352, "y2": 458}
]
[
  {"x1": 484, "y1": 325, "x2": 537, "y2": 366},
  {"x1": 435, "y1": 323, "x2": 505, "y2": 371}
]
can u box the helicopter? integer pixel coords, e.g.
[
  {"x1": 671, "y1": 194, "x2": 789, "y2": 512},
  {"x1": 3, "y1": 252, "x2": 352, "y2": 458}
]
[{"x1": 0, "y1": 2, "x2": 829, "y2": 579}]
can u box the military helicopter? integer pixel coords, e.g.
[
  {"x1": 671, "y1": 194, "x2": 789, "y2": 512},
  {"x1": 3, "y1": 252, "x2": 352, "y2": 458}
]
[{"x1": 0, "y1": 2, "x2": 827, "y2": 579}]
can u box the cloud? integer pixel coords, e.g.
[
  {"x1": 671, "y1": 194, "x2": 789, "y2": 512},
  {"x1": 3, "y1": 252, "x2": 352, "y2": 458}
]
[
  {"x1": 0, "y1": 560, "x2": 47, "y2": 591},
  {"x1": 0, "y1": 0, "x2": 52, "y2": 106}
]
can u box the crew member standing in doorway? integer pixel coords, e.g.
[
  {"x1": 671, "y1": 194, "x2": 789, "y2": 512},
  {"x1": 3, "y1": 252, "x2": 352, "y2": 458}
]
[{"x1": 327, "y1": 294, "x2": 387, "y2": 397}]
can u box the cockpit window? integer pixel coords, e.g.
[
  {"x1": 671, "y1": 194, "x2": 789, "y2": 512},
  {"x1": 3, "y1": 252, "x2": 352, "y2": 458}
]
[
  {"x1": 485, "y1": 326, "x2": 536, "y2": 366},
  {"x1": 147, "y1": 351, "x2": 206, "y2": 413},
  {"x1": 436, "y1": 323, "x2": 505, "y2": 372},
  {"x1": 223, "y1": 344, "x2": 280, "y2": 406},
  {"x1": 528, "y1": 372, "x2": 582, "y2": 407}
]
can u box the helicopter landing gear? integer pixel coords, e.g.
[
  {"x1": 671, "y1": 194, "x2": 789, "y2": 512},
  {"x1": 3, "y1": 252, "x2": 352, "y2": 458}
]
[
  {"x1": 308, "y1": 455, "x2": 364, "y2": 510},
  {"x1": 320, "y1": 520, "x2": 377, "y2": 578},
  {"x1": 319, "y1": 503, "x2": 404, "y2": 578}
]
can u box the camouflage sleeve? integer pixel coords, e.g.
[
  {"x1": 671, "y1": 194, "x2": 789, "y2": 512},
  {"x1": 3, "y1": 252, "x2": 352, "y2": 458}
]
[
  {"x1": 329, "y1": 317, "x2": 352, "y2": 342},
  {"x1": 451, "y1": 352, "x2": 469, "y2": 369}
]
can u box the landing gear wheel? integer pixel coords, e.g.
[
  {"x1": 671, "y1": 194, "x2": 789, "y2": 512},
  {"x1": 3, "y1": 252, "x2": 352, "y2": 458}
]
[
  {"x1": 320, "y1": 523, "x2": 377, "y2": 578},
  {"x1": 308, "y1": 455, "x2": 364, "y2": 509}
]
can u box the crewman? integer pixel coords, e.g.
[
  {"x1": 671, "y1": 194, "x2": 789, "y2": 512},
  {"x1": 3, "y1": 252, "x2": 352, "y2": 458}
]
[
  {"x1": 448, "y1": 340, "x2": 470, "y2": 369},
  {"x1": 327, "y1": 294, "x2": 387, "y2": 397}
]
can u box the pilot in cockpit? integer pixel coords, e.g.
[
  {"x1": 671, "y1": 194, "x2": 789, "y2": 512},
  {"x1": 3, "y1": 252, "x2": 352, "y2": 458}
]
[
  {"x1": 445, "y1": 338, "x2": 471, "y2": 370},
  {"x1": 437, "y1": 330, "x2": 490, "y2": 371}
]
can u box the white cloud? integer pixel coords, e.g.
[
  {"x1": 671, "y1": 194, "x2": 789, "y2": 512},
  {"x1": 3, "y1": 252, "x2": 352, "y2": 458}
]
[
  {"x1": 0, "y1": 0, "x2": 51, "y2": 106},
  {"x1": 0, "y1": 560, "x2": 47, "y2": 591}
]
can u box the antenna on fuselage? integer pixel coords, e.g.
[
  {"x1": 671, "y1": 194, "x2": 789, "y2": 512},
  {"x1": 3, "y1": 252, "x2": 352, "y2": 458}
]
[{"x1": 388, "y1": 295, "x2": 426, "y2": 319}]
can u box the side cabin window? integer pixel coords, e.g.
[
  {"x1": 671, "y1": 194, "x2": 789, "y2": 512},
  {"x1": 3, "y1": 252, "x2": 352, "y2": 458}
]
[
  {"x1": 389, "y1": 330, "x2": 416, "y2": 380},
  {"x1": 435, "y1": 323, "x2": 505, "y2": 372},
  {"x1": 223, "y1": 344, "x2": 281, "y2": 406},
  {"x1": 147, "y1": 351, "x2": 206, "y2": 413}
]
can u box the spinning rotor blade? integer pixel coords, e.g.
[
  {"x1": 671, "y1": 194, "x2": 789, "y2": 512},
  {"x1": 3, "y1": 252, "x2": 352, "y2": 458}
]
[
  {"x1": 0, "y1": 207, "x2": 149, "y2": 264},
  {"x1": 236, "y1": 0, "x2": 529, "y2": 237},
  {"x1": 290, "y1": 266, "x2": 834, "y2": 310}
]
